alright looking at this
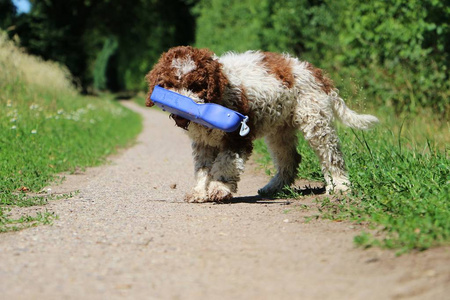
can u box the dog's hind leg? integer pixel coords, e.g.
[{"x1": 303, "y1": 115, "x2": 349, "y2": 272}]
[
  {"x1": 258, "y1": 126, "x2": 302, "y2": 196},
  {"x1": 185, "y1": 142, "x2": 218, "y2": 203},
  {"x1": 296, "y1": 99, "x2": 350, "y2": 193}
]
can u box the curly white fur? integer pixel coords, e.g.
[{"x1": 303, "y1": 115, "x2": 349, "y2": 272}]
[{"x1": 148, "y1": 48, "x2": 378, "y2": 202}]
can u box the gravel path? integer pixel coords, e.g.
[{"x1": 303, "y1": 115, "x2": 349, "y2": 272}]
[{"x1": 1, "y1": 102, "x2": 449, "y2": 300}]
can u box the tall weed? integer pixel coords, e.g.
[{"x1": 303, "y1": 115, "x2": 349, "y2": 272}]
[{"x1": 0, "y1": 31, "x2": 77, "y2": 95}]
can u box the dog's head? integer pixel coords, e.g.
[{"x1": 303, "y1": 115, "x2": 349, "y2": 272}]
[{"x1": 145, "y1": 46, "x2": 229, "y2": 129}]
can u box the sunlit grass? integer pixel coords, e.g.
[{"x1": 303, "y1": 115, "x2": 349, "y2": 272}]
[
  {"x1": 0, "y1": 31, "x2": 77, "y2": 95},
  {"x1": 0, "y1": 30, "x2": 142, "y2": 232},
  {"x1": 1, "y1": 93, "x2": 142, "y2": 200},
  {"x1": 254, "y1": 108, "x2": 449, "y2": 254},
  {"x1": 0, "y1": 210, "x2": 58, "y2": 233}
]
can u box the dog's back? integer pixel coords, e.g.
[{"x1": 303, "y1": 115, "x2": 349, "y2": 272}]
[
  {"x1": 219, "y1": 51, "x2": 301, "y2": 136},
  {"x1": 219, "y1": 50, "x2": 378, "y2": 136}
]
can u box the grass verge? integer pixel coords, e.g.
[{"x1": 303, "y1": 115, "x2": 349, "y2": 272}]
[
  {"x1": 254, "y1": 109, "x2": 449, "y2": 254},
  {"x1": 0, "y1": 31, "x2": 142, "y2": 232}
]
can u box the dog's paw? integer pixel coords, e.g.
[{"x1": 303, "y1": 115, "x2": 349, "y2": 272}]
[
  {"x1": 208, "y1": 181, "x2": 233, "y2": 202},
  {"x1": 258, "y1": 182, "x2": 283, "y2": 196},
  {"x1": 325, "y1": 183, "x2": 350, "y2": 195},
  {"x1": 258, "y1": 174, "x2": 292, "y2": 196},
  {"x1": 258, "y1": 187, "x2": 277, "y2": 196},
  {"x1": 184, "y1": 192, "x2": 210, "y2": 203}
]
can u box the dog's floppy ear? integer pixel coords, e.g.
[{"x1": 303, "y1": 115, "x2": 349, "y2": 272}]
[
  {"x1": 145, "y1": 93, "x2": 154, "y2": 107},
  {"x1": 145, "y1": 66, "x2": 166, "y2": 107},
  {"x1": 205, "y1": 54, "x2": 228, "y2": 104},
  {"x1": 145, "y1": 46, "x2": 228, "y2": 106},
  {"x1": 145, "y1": 68, "x2": 158, "y2": 107},
  {"x1": 145, "y1": 68, "x2": 177, "y2": 107},
  {"x1": 145, "y1": 48, "x2": 178, "y2": 107},
  {"x1": 184, "y1": 47, "x2": 228, "y2": 104}
]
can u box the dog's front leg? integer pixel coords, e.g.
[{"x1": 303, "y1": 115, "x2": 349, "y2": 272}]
[
  {"x1": 185, "y1": 142, "x2": 218, "y2": 203},
  {"x1": 208, "y1": 150, "x2": 247, "y2": 202}
]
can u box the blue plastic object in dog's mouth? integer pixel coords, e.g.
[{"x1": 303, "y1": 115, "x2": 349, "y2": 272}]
[{"x1": 150, "y1": 85, "x2": 250, "y2": 136}]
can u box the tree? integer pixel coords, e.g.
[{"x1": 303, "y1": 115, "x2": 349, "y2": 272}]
[
  {"x1": 0, "y1": 0, "x2": 17, "y2": 29},
  {"x1": 11, "y1": 0, "x2": 197, "y2": 91}
]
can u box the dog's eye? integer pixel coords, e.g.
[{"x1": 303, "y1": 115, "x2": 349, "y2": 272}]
[
  {"x1": 189, "y1": 82, "x2": 205, "y2": 93},
  {"x1": 161, "y1": 82, "x2": 174, "y2": 89}
]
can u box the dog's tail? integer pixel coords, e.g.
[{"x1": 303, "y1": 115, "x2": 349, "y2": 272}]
[{"x1": 331, "y1": 92, "x2": 379, "y2": 130}]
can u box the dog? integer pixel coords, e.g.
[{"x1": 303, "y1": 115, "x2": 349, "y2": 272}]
[{"x1": 145, "y1": 46, "x2": 378, "y2": 202}]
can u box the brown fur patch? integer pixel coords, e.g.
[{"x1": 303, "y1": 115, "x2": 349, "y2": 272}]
[
  {"x1": 262, "y1": 52, "x2": 295, "y2": 88},
  {"x1": 236, "y1": 85, "x2": 250, "y2": 114},
  {"x1": 305, "y1": 62, "x2": 335, "y2": 94},
  {"x1": 223, "y1": 128, "x2": 254, "y2": 158},
  {"x1": 145, "y1": 46, "x2": 229, "y2": 108},
  {"x1": 223, "y1": 86, "x2": 254, "y2": 157}
]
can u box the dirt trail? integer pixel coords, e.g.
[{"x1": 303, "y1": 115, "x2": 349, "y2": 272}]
[{"x1": 1, "y1": 102, "x2": 448, "y2": 300}]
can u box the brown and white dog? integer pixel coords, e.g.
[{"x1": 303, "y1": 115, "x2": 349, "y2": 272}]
[{"x1": 146, "y1": 46, "x2": 378, "y2": 202}]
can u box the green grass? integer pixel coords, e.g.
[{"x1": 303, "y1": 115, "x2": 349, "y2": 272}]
[
  {"x1": 254, "y1": 111, "x2": 449, "y2": 254},
  {"x1": 0, "y1": 210, "x2": 58, "y2": 233},
  {"x1": 134, "y1": 94, "x2": 148, "y2": 107},
  {"x1": 0, "y1": 31, "x2": 142, "y2": 232},
  {"x1": 0, "y1": 90, "x2": 142, "y2": 231},
  {"x1": 1, "y1": 91, "x2": 142, "y2": 197}
]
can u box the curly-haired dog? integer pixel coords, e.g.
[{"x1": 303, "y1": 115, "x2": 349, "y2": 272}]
[{"x1": 146, "y1": 46, "x2": 378, "y2": 202}]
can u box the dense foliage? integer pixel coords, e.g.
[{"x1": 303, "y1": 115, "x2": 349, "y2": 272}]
[
  {"x1": 2, "y1": 0, "x2": 448, "y2": 115},
  {"x1": 1, "y1": 0, "x2": 448, "y2": 115},
  {"x1": 4, "y1": 0, "x2": 196, "y2": 92},
  {"x1": 195, "y1": 0, "x2": 449, "y2": 116},
  {"x1": 0, "y1": 0, "x2": 16, "y2": 29}
]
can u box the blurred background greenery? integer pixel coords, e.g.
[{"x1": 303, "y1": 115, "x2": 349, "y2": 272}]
[{"x1": 1, "y1": 0, "x2": 449, "y2": 117}]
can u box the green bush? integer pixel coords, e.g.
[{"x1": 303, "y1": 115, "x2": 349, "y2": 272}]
[
  {"x1": 334, "y1": 0, "x2": 449, "y2": 115},
  {"x1": 93, "y1": 36, "x2": 118, "y2": 91},
  {"x1": 194, "y1": 0, "x2": 449, "y2": 116},
  {"x1": 194, "y1": 0, "x2": 272, "y2": 53}
]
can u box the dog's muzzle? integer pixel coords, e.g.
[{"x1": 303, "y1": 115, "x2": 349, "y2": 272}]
[{"x1": 170, "y1": 114, "x2": 190, "y2": 130}]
